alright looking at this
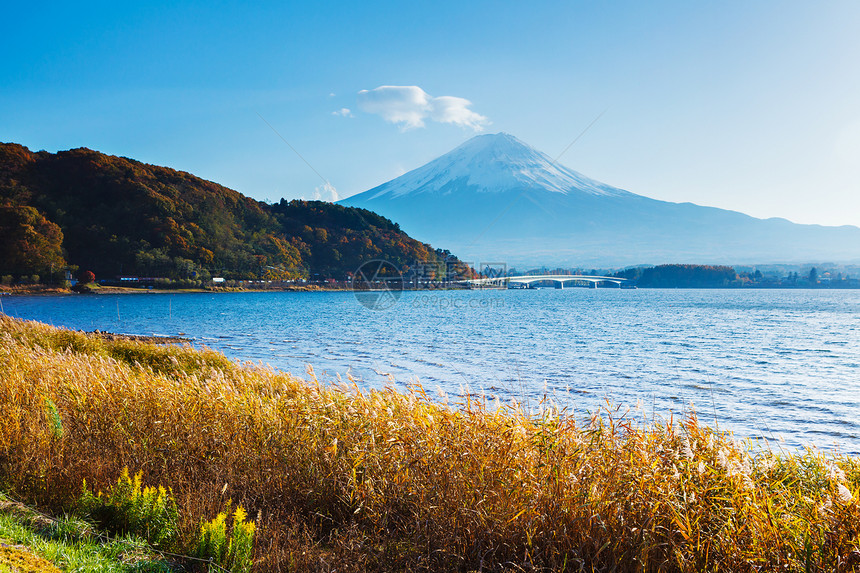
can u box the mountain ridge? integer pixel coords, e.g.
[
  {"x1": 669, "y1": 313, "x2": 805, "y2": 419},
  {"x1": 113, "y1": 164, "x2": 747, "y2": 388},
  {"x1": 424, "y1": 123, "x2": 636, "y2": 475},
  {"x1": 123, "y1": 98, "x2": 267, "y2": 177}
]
[
  {"x1": 341, "y1": 133, "x2": 860, "y2": 267},
  {"x1": 0, "y1": 142, "x2": 465, "y2": 281}
]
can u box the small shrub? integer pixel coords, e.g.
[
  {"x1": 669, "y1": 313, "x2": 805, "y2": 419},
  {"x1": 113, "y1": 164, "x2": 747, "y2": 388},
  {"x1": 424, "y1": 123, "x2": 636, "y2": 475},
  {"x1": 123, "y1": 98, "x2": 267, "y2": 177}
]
[
  {"x1": 198, "y1": 511, "x2": 229, "y2": 566},
  {"x1": 197, "y1": 506, "x2": 256, "y2": 573},
  {"x1": 228, "y1": 507, "x2": 256, "y2": 573},
  {"x1": 78, "y1": 468, "x2": 178, "y2": 548},
  {"x1": 0, "y1": 274, "x2": 12, "y2": 285},
  {"x1": 44, "y1": 397, "x2": 63, "y2": 440}
]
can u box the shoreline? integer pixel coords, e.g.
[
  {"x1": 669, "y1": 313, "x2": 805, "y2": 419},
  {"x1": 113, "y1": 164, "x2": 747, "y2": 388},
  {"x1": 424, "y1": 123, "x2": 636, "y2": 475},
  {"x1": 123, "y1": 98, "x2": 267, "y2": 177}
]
[
  {"x1": 3, "y1": 283, "x2": 860, "y2": 297},
  {"x1": 0, "y1": 284, "x2": 334, "y2": 296},
  {"x1": 3, "y1": 287, "x2": 860, "y2": 299},
  {"x1": 83, "y1": 329, "x2": 190, "y2": 345}
]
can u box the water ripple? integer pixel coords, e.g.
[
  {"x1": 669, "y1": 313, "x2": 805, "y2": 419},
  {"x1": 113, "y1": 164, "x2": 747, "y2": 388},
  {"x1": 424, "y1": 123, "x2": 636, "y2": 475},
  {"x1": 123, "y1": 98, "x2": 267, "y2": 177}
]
[{"x1": 3, "y1": 288, "x2": 859, "y2": 454}]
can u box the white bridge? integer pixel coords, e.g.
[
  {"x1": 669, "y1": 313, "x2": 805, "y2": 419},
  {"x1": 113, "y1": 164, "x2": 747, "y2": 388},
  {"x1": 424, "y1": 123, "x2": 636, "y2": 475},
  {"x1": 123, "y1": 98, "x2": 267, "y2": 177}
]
[{"x1": 464, "y1": 274, "x2": 629, "y2": 289}]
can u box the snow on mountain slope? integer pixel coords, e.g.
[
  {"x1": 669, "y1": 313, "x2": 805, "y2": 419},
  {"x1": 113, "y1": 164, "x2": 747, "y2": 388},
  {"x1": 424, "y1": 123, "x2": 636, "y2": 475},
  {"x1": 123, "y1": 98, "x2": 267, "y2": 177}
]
[
  {"x1": 362, "y1": 133, "x2": 632, "y2": 199},
  {"x1": 340, "y1": 133, "x2": 860, "y2": 266}
]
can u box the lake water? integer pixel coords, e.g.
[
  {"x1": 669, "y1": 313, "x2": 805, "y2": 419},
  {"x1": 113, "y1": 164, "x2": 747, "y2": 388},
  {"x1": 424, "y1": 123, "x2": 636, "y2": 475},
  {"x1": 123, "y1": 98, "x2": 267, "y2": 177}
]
[{"x1": 3, "y1": 288, "x2": 859, "y2": 454}]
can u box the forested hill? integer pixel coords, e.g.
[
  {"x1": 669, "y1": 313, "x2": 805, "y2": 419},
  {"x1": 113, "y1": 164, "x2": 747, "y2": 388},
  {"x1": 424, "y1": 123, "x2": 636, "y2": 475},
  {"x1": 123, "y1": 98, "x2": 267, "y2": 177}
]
[{"x1": 0, "y1": 142, "x2": 465, "y2": 281}]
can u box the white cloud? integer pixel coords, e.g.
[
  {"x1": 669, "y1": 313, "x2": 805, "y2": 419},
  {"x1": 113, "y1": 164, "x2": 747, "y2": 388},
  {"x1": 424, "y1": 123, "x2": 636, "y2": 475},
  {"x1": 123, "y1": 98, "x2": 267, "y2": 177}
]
[
  {"x1": 427, "y1": 95, "x2": 486, "y2": 129},
  {"x1": 357, "y1": 85, "x2": 489, "y2": 131},
  {"x1": 357, "y1": 86, "x2": 430, "y2": 129},
  {"x1": 332, "y1": 107, "x2": 353, "y2": 117},
  {"x1": 312, "y1": 182, "x2": 340, "y2": 202}
]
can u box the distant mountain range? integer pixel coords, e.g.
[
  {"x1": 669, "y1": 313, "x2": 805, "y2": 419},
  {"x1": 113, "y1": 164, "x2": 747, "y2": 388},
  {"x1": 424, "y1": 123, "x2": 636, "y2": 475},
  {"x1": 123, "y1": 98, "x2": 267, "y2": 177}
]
[
  {"x1": 0, "y1": 142, "x2": 463, "y2": 281},
  {"x1": 341, "y1": 133, "x2": 860, "y2": 267}
]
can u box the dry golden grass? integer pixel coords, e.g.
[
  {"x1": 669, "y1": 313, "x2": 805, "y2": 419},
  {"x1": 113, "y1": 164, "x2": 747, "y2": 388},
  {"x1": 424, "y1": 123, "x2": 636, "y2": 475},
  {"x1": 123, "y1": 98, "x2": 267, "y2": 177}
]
[
  {"x1": 0, "y1": 543, "x2": 63, "y2": 573},
  {"x1": 1, "y1": 314, "x2": 859, "y2": 572}
]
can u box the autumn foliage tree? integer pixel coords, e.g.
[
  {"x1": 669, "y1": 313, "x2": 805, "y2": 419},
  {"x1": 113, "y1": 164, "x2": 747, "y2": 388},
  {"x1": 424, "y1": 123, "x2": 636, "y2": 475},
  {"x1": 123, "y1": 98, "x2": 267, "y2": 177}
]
[
  {"x1": 0, "y1": 142, "x2": 468, "y2": 281},
  {"x1": 0, "y1": 205, "x2": 66, "y2": 279}
]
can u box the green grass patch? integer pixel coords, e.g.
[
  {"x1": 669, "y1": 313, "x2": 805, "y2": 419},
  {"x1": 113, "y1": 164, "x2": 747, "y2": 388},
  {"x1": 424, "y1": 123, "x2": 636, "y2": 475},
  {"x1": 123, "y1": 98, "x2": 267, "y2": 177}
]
[{"x1": 0, "y1": 492, "x2": 174, "y2": 572}]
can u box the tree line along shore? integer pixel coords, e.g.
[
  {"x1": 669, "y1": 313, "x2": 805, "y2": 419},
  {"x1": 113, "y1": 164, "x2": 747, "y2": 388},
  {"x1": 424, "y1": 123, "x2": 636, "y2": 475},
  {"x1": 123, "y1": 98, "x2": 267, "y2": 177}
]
[{"x1": 3, "y1": 263, "x2": 860, "y2": 295}]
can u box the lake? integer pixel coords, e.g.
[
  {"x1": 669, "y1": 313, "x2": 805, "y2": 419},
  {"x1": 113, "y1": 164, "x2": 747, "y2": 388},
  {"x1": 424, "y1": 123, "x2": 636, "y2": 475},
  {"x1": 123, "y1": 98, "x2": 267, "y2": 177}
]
[{"x1": 3, "y1": 288, "x2": 859, "y2": 453}]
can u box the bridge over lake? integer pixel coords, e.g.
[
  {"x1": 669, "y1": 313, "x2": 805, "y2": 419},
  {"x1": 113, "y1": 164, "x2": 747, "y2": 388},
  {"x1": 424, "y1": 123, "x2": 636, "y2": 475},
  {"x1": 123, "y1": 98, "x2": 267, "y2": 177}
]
[{"x1": 464, "y1": 274, "x2": 630, "y2": 289}]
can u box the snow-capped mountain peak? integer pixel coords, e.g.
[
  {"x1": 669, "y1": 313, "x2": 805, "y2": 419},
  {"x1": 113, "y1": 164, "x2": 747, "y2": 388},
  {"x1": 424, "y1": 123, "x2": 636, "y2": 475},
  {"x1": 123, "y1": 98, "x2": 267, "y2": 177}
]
[
  {"x1": 339, "y1": 132, "x2": 860, "y2": 267},
  {"x1": 363, "y1": 132, "x2": 631, "y2": 200}
]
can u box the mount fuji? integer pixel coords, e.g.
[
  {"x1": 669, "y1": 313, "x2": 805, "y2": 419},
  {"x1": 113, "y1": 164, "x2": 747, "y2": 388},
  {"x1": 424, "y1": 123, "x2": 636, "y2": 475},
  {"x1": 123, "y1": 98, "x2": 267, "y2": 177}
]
[{"x1": 340, "y1": 133, "x2": 860, "y2": 267}]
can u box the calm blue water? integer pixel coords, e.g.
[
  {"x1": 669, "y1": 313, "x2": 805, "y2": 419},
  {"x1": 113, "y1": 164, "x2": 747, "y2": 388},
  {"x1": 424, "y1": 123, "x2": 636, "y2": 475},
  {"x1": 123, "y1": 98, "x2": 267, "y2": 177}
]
[{"x1": 2, "y1": 289, "x2": 859, "y2": 453}]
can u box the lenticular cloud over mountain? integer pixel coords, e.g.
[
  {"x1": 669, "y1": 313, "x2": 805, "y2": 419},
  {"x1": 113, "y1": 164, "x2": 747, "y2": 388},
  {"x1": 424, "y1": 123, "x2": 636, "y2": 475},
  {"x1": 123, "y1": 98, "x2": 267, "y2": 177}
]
[
  {"x1": 340, "y1": 133, "x2": 860, "y2": 267},
  {"x1": 357, "y1": 86, "x2": 489, "y2": 131}
]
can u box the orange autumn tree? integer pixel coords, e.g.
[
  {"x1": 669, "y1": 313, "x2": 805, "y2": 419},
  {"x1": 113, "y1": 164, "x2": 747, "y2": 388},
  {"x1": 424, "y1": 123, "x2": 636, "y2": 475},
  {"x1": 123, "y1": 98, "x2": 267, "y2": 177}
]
[
  {"x1": 0, "y1": 143, "x2": 470, "y2": 281},
  {"x1": 0, "y1": 205, "x2": 66, "y2": 278}
]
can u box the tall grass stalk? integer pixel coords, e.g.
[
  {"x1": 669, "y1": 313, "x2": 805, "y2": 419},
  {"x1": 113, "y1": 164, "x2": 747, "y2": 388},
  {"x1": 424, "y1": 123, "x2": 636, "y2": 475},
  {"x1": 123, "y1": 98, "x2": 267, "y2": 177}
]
[{"x1": 0, "y1": 315, "x2": 858, "y2": 572}]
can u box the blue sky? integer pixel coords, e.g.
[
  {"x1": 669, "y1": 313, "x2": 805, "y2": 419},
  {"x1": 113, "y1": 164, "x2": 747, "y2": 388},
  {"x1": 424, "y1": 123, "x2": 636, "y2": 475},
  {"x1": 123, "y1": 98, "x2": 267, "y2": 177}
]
[{"x1": 3, "y1": 1, "x2": 860, "y2": 226}]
